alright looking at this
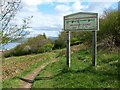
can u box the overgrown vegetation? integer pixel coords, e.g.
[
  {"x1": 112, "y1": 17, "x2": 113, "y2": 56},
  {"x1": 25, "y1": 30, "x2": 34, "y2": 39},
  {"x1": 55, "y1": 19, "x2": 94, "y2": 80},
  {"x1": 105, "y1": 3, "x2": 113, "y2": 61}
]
[
  {"x1": 54, "y1": 9, "x2": 119, "y2": 50},
  {"x1": 3, "y1": 9, "x2": 119, "y2": 58},
  {"x1": 3, "y1": 34, "x2": 54, "y2": 57}
]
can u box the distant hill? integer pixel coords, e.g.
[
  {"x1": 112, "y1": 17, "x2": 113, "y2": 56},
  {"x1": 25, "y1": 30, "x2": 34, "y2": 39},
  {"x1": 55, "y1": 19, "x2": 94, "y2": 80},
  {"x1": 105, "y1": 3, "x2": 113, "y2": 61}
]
[
  {"x1": 48, "y1": 36, "x2": 58, "y2": 41},
  {"x1": 11, "y1": 38, "x2": 28, "y2": 43},
  {"x1": 2, "y1": 38, "x2": 28, "y2": 50},
  {"x1": 11, "y1": 36, "x2": 58, "y2": 43}
]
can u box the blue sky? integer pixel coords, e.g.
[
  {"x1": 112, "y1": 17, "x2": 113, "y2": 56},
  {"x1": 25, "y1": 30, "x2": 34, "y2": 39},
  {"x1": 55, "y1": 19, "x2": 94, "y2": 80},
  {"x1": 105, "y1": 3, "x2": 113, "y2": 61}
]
[
  {"x1": 16, "y1": 0, "x2": 119, "y2": 37},
  {"x1": 37, "y1": 2, "x2": 89, "y2": 14},
  {"x1": 38, "y1": 2, "x2": 118, "y2": 14}
]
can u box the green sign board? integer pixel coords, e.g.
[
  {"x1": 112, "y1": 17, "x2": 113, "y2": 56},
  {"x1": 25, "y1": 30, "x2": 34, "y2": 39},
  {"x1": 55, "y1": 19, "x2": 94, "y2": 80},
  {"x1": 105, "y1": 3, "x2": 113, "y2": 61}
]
[{"x1": 64, "y1": 12, "x2": 99, "y2": 31}]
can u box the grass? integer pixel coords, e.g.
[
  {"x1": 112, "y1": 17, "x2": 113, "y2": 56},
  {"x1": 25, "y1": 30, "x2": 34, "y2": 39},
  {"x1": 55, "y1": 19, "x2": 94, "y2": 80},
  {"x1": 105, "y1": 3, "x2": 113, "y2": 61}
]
[
  {"x1": 32, "y1": 48, "x2": 119, "y2": 88},
  {"x1": 2, "y1": 51, "x2": 58, "y2": 88},
  {"x1": 2, "y1": 45, "x2": 119, "y2": 88}
]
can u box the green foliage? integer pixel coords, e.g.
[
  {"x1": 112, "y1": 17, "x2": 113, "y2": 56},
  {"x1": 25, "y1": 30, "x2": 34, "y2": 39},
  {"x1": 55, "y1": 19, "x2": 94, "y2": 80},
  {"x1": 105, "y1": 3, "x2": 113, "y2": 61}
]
[
  {"x1": 13, "y1": 44, "x2": 27, "y2": 56},
  {"x1": 71, "y1": 37, "x2": 80, "y2": 45},
  {"x1": 3, "y1": 34, "x2": 54, "y2": 57},
  {"x1": 54, "y1": 31, "x2": 92, "y2": 49},
  {"x1": 3, "y1": 44, "x2": 31, "y2": 57},
  {"x1": 38, "y1": 46, "x2": 46, "y2": 53},
  {"x1": 3, "y1": 49, "x2": 14, "y2": 57},
  {"x1": 54, "y1": 32, "x2": 66, "y2": 49},
  {"x1": 3, "y1": 9, "x2": 119, "y2": 57},
  {"x1": 98, "y1": 9, "x2": 120, "y2": 47},
  {"x1": 38, "y1": 44, "x2": 54, "y2": 53},
  {"x1": 54, "y1": 9, "x2": 119, "y2": 50},
  {"x1": 44, "y1": 44, "x2": 54, "y2": 52}
]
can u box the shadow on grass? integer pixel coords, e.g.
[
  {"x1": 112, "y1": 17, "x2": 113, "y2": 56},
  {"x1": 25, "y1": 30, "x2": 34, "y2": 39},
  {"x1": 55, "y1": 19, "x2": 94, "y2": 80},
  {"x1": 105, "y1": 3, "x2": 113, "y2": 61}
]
[
  {"x1": 34, "y1": 71, "x2": 64, "y2": 81},
  {"x1": 33, "y1": 65, "x2": 116, "y2": 81},
  {"x1": 33, "y1": 64, "x2": 85, "y2": 81},
  {"x1": 18, "y1": 64, "x2": 118, "y2": 83},
  {"x1": 18, "y1": 77, "x2": 34, "y2": 83},
  {"x1": 18, "y1": 73, "x2": 63, "y2": 83}
]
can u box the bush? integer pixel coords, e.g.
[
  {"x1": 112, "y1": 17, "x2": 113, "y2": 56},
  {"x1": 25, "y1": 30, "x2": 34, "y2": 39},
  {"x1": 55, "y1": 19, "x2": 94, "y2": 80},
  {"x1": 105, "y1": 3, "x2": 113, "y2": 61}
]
[
  {"x1": 37, "y1": 44, "x2": 54, "y2": 53},
  {"x1": 13, "y1": 44, "x2": 26, "y2": 56},
  {"x1": 44, "y1": 44, "x2": 54, "y2": 52},
  {"x1": 71, "y1": 38, "x2": 80, "y2": 46},
  {"x1": 38, "y1": 47, "x2": 45, "y2": 53},
  {"x1": 3, "y1": 34, "x2": 54, "y2": 57},
  {"x1": 4, "y1": 44, "x2": 31, "y2": 57},
  {"x1": 3, "y1": 49, "x2": 14, "y2": 58},
  {"x1": 23, "y1": 45, "x2": 31, "y2": 54}
]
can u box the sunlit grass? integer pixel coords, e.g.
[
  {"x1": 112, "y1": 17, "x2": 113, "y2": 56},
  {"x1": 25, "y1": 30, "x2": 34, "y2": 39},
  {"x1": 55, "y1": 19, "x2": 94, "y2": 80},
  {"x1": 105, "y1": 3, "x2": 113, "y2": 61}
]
[
  {"x1": 2, "y1": 51, "x2": 58, "y2": 88},
  {"x1": 32, "y1": 49, "x2": 119, "y2": 88},
  {"x1": 2, "y1": 45, "x2": 119, "y2": 88}
]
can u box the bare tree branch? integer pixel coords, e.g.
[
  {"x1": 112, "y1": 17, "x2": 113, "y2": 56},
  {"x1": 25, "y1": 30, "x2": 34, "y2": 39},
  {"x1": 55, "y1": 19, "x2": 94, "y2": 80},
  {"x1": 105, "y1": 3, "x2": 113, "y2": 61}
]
[{"x1": 0, "y1": 0, "x2": 32, "y2": 47}]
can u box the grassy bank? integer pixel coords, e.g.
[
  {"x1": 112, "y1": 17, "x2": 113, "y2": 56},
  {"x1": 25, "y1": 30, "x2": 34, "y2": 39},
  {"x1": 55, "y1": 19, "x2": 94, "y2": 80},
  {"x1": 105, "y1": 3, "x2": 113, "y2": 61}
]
[
  {"x1": 32, "y1": 48, "x2": 119, "y2": 88},
  {"x1": 2, "y1": 51, "x2": 59, "y2": 88},
  {"x1": 2, "y1": 45, "x2": 119, "y2": 88}
]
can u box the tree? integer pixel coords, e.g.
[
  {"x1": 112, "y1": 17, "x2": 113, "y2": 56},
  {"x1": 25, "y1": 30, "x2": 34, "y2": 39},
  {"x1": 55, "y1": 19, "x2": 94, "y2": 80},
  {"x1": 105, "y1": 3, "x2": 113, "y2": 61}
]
[
  {"x1": 98, "y1": 9, "x2": 120, "y2": 47},
  {"x1": 3, "y1": 34, "x2": 54, "y2": 57},
  {"x1": 43, "y1": 33, "x2": 47, "y2": 39},
  {"x1": 54, "y1": 31, "x2": 66, "y2": 49},
  {"x1": 0, "y1": 0, "x2": 32, "y2": 47}
]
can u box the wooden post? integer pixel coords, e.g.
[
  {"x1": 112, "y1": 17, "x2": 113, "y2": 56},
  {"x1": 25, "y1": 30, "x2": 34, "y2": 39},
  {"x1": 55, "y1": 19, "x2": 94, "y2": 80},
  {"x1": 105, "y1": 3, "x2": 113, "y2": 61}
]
[
  {"x1": 66, "y1": 31, "x2": 70, "y2": 68},
  {"x1": 92, "y1": 31, "x2": 97, "y2": 66}
]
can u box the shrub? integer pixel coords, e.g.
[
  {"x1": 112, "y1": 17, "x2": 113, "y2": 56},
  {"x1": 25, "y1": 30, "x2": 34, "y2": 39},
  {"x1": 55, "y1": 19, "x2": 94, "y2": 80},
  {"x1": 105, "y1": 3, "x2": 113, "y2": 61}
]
[
  {"x1": 23, "y1": 45, "x2": 31, "y2": 54},
  {"x1": 44, "y1": 44, "x2": 54, "y2": 52},
  {"x1": 3, "y1": 34, "x2": 55, "y2": 57},
  {"x1": 37, "y1": 46, "x2": 45, "y2": 53},
  {"x1": 37, "y1": 44, "x2": 54, "y2": 53},
  {"x1": 71, "y1": 38, "x2": 80, "y2": 46},
  {"x1": 3, "y1": 49, "x2": 14, "y2": 58},
  {"x1": 13, "y1": 45, "x2": 25, "y2": 56}
]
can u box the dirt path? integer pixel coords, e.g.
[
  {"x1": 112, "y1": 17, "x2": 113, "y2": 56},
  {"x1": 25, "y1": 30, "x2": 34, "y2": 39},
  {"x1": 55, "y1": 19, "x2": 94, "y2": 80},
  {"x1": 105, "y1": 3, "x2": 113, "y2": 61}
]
[{"x1": 19, "y1": 58, "x2": 58, "y2": 89}]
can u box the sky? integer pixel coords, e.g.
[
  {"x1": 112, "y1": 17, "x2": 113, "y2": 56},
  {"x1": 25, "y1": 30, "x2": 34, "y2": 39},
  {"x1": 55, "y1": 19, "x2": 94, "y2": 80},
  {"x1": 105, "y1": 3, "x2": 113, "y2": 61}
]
[{"x1": 15, "y1": 0, "x2": 118, "y2": 37}]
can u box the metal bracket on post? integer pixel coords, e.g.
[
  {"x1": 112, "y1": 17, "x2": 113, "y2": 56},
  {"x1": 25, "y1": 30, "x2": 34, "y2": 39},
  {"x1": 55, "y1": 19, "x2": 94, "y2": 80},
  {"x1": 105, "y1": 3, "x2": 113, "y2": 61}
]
[
  {"x1": 92, "y1": 31, "x2": 97, "y2": 66},
  {"x1": 66, "y1": 31, "x2": 70, "y2": 68}
]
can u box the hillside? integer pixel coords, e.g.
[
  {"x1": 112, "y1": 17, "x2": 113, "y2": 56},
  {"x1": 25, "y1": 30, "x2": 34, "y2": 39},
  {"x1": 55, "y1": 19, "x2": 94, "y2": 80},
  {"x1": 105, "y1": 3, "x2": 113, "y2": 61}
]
[
  {"x1": 2, "y1": 44, "x2": 119, "y2": 88},
  {"x1": 1, "y1": 1, "x2": 119, "y2": 89},
  {"x1": 32, "y1": 47, "x2": 119, "y2": 88}
]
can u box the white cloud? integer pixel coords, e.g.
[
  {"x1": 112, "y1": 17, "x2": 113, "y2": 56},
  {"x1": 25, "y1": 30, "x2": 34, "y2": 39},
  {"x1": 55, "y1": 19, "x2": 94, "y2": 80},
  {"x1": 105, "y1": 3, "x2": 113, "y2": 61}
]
[
  {"x1": 23, "y1": 0, "x2": 119, "y2": 6},
  {"x1": 81, "y1": 0, "x2": 119, "y2": 2},
  {"x1": 23, "y1": 0, "x2": 42, "y2": 6},
  {"x1": 83, "y1": 2, "x2": 114, "y2": 15},
  {"x1": 55, "y1": 4, "x2": 70, "y2": 14},
  {"x1": 27, "y1": 29, "x2": 60, "y2": 37},
  {"x1": 72, "y1": 1, "x2": 83, "y2": 11},
  {"x1": 15, "y1": 2, "x2": 63, "y2": 37},
  {"x1": 22, "y1": 0, "x2": 54, "y2": 6},
  {"x1": 54, "y1": 1, "x2": 86, "y2": 15},
  {"x1": 14, "y1": 0, "x2": 116, "y2": 37}
]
